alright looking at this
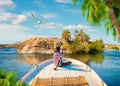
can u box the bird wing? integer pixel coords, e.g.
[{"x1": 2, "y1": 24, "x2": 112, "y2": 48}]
[{"x1": 31, "y1": 13, "x2": 40, "y2": 21}]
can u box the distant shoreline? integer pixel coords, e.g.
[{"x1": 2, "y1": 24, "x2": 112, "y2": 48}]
[
  {"x1": 0, "y1": 43, "x2": 120, "y2": 50},
  {"x1": 104, "y1": 44, "x2": 120, "y2": 50},
  {"x1": 0, "y1": 44, "x2": 17, "y2": 48}
]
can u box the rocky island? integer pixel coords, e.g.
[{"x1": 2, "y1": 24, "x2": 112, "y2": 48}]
[
  {"x1": 1, "y1": 37, "x2": 119, "y2": 54},
  {"x1": 17, "y1": 37, "x2": 66, "y2": 54}
]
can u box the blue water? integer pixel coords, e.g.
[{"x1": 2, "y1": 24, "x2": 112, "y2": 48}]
[
  {"x1": 0, "y1": 48, "x2": 120, "y2": 86},
  {"x1": 0, "y1": 48, "x2": 34, "y2": 79},
  {"x1": 90, "y1": 55, "x2": 120, "y2": 86},
  {"x1": 104, "y1": 50, "x2": 120, "y2": 57}
]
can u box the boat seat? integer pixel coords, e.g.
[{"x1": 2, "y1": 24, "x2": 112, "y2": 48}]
[{"x1": 31, "y1": 76, "x2": 89, "y2": 86}]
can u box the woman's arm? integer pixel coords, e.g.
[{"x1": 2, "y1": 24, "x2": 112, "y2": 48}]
[{"x1": 53, "y1": 57, "x2": 62, "y2": 70}]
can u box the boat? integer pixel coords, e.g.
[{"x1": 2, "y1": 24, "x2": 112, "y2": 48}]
[
  {"x1": 104, "y1": 50, "x2": 120, "y2": 57},
  {"x1": 20, "y1": 58, "x2": 107, "y2": 86}
]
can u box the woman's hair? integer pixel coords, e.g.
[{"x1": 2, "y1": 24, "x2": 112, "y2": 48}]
[{"x1": 56, "y1": 46, "x2": 60, "y2": 53}]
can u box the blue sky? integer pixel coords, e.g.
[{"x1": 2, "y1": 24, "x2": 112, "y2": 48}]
[{"x1": 0, "y1": 0, "x2": 119, "y2": 44}]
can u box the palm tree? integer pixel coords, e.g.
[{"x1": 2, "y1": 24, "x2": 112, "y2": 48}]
[
  {"x1": 73, "y1": 0, "x2": 120, "y2": 40},
  {"x1": 0, "y1": 69, "x2": 28, "y2": 86},
  {"x1": 74, "y1": 30, "x2": 79, "y2": 38},
  {"x1": 74, "y1": 30, "x2": 84, "y2": 38},
  {"x1": 105, "y1": 0, "x2": 120, "y2": 39},
  {"x1": 83, "y1": 34, "x2": 90, "y2": 42},
  {"x1": 79, "y1": 30, "x2": 85, "y2": 42},
  {"x1": 74, "y1": 30, "x2": 89, "y2": 42},
  {"x1": 62, "y1": 29, "x2": 71, "y2": 42}
]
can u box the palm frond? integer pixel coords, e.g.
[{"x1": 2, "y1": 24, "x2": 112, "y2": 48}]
[
  {"x1": 104, "y1": 20, "x2": 114, "y2": 35},
  {"x1": 72, "y1": 0, "x2": 77, "y2": 6},
  {"x1": 6, "y1": 72, "x2": 17, "y2": 82},
  {"x1": 81, "y1": 0, "x2": 90, "y2": 15},
  {"x1": 112, "y1": 28, "x2": 117, "y2": 40},
  {"x1": 0, "y1": 79, "x2": 10, "y2": 86}
]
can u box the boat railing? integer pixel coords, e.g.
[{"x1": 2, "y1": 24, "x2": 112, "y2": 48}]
[
  {"x1": 20, "y1": 65, "x2": 37, "y2": 82},
  {"x1": 20, "y1": 59, "x2": 53, "y2": 82}
]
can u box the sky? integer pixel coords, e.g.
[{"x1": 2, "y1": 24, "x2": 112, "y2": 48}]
[{"x1": 0, "y1": 0, "x2": 119, "y2": 44}]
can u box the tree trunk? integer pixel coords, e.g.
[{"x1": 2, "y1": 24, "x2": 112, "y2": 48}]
[{"x1": 105, "y1": 0, "x2": 120, "y2": 39}]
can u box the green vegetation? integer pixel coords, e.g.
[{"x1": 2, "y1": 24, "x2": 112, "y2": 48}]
[
  {"x1": 89, "y1": 40, "x2": 104, "y2": 53},
  {"x1": 111, "y1": 46, "x2": 119, "y2": 50},
  {"x1": 69, "y1": 40, "x2": 89, "y2": 54},
  {"x1": 62, "y1": 29, "x2": 104, "y2": 54},
  {"x1": 73, "y1": 0, "x2": 120, "y2": 40},
  {"x1": 0, "y1": 69, "x2": 28, "y2": 86},
  {"x1": 65, "y1": 53, "x2": 105, "y2": 64},
  {"x1": 62, "y1": 29, "x2": 71, "y2": 43},
  {"x1": 74, "y1": 30, "x2": 90, "y2": 42}
]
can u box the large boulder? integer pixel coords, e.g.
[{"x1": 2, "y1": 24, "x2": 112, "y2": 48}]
[{"x1": 17, "y1": 37, "x2": 66, "y2": 54}]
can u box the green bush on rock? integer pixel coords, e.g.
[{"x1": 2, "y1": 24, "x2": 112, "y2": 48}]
[{"x1": 62, "y1": 30, "x2": 104, "y2": 54}]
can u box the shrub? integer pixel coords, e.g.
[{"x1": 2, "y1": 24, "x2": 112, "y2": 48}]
[
  {"x1": 89, "y1": 40, "x2": 104, "y2": 54},
  {"x1": 0, "y1": 69, "x2": 28, "y2": 86},
  {"x1": 69, "y1": 42, "x2": 89, "y2": 54},
  {"x1": 111, "y1": 46, "x2": 119, "y2": 50}
]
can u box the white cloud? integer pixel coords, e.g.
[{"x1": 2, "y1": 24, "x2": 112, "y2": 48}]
[
  {"x1": 36, "y1": 22, "x2": 63, "y2": 29},
  {"x1": 0, "y1": 12, "x2": 27, "y2": 24},
  {"x1": 0, "y1": 0, "x2": 15, "y2": 9},
  {"x1": 36, "y1": 23, "x2": 92, "y2": 30},
  {"x1": 55, "y1": 0, "x2": 72, "y2": 4},
  {"x1": 0, "y1": 24, "x2": 39, "y2": 43},
  {"x1": 84, "y1": 29, "x2": 98, "y2": 32},
  {"x1": 23, "y1": 11, "x2": 35, "y2": 17},
  {"x1": 0, "y1": 12, "x2": 15, "y2": 22},
  {"x1": 57, "y1": 4, "x2": 79, "y2": 13},
  {"x1": 63, "y1": 24, "x2": 91, "y2": 29},
  {"x1": 33, "y1": 0, "x2": 46, "y2": 8},
  {"x1": 0, "y1": 0, "x2": 27, "y2": 24},
  {"x1": 40, "y1": 13, "x2": 56, "y2": 19},
  {"x1": 12, "y1": 15, "x2": 27, "y2": 24}
]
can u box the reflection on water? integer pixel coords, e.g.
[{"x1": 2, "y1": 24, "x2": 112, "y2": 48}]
[
  {"x1": 65, "y1": 53, "x2": 105, "y2": 65},
  {"x1": 0, "y1": 48, "x2": 120, "y2": 86},
  {"x1": 18, "y1": 54, "x2": 53, "y2": 65},
  {"x1": 18, "y1": 53, "x2": 104, "y2": 66}
]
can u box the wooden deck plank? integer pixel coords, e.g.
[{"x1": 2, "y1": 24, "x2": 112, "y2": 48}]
[{"x1": 31, "y1": 76, "x2": 89, "y2": 86}]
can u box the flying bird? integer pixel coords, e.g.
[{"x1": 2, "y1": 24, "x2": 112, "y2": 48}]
[{"x1": 31, "y1": 13, "x2": 42, "y2": 24}]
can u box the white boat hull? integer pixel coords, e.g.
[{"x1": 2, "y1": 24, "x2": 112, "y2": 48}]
[{"x1": 21, "y1": 58, "x2": 107, "y2": 86}]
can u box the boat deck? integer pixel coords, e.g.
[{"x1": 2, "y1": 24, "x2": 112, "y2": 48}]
[
  {"x1": 29, "y1": 58, "x2": 106, "y2": 86},
  {"x1": 31, "y1": 76, "x2": 89, "y2": 86}
]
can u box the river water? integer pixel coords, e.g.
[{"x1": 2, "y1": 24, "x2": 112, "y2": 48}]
[{"x1": 0, "y1": 48, "x2": 120, "y2": 86}]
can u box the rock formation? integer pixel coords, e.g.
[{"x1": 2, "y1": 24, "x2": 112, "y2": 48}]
[{"x1": 17, "y1": 37, "x2": 66, "y2": 54}]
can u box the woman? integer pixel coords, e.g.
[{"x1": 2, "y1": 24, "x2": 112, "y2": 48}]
[{"x1": 53, "y1": 48, "x2": 71, "y2": 70}]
